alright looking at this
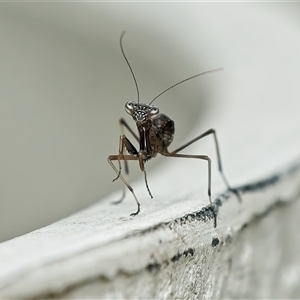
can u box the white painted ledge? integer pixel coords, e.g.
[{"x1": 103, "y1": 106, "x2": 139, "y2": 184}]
[{"x1": 0, "y1": 161, "x2": 300, "y2": 298}]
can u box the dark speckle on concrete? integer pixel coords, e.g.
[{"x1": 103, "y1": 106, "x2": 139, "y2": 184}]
[
  {"x1": 183, "y1": 248, "x2": 195, "y2": 257},
  {"x1": 171, "y1": 253, "x2": 182, "y2": 262},
  {"x1": 171, "y1": 248, "x2": 195, "y2": 263},
  {"x1": 238, "y1": 175, "x2": 280, "y2": 193},
  {"x1": 212, "y1": 238, "x2": 219, "y2": 247},
  {"x1": 225, "y1": 234, "x2": 232, "y2": 244},
  {"x1": 146, "y1": 262, "x2": 161, "y2": 274}
]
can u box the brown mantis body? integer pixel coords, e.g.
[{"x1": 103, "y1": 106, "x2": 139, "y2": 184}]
[{"x1": 108, "y1": 32, "x2": 241, "y2": 227}]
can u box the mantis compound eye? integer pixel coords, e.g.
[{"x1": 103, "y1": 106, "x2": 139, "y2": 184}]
[
  {"x1": 125, "y1": 101, "x2": 135, "y2": 114},
  {"x1": 150, "y1": 106, "x2": 159, "y2": 115}
]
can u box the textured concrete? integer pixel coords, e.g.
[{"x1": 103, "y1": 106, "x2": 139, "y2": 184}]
[{"x1": 0, "y1": 162, "x2": 299, "y2": 298}]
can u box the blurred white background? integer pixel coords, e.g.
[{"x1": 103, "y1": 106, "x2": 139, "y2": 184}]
[{"x1": 1, "y1": 3, "x2": 300, "y2": 242}]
